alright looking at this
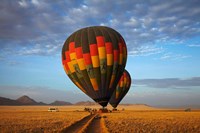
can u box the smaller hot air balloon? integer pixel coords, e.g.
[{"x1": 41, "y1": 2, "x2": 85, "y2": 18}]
[{"x1": 109, "y1": 70, "x2": 131, "y2": 109}]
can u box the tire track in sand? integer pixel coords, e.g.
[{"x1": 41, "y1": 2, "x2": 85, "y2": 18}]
[{"x1": 61, "y1": 113, "x2": 109, "y2": 133}]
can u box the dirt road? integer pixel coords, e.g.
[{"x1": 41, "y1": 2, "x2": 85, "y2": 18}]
[{"x1": 61, "y1": 113, "x2": 108, "y2": 133}]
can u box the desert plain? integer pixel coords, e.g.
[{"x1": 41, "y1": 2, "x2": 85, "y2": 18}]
[{"x1": 0, "y1": 105, "x2": 200, "y2": 133}]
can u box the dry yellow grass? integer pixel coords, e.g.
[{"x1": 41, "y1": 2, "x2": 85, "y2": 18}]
[
  {"x1": 104, "y1": 110, "x2": 200, "y2": 133},
  {"x1": 1, "y1": 105, "x2": 200, "y2": 133},
  {"x1": 0, "y1": 106, "x2": 89, "y2": 133}
]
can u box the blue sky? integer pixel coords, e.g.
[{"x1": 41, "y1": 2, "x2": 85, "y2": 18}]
[{"x1": 0, "y1": 0, "x2": 200, "y2": 107}]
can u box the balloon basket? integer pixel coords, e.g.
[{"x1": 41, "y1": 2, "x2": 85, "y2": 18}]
[
  {"x1": 112, "y1": 108, "x2": 118, "y2": 111},
  {"x1": 98, "y1": 108, "x2": 109, "y2": 113}
]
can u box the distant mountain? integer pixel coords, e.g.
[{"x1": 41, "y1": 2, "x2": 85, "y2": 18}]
[
  {"x1": 50, "y1": 100, "x2": 72, "y2": 106},
  {"x1": 0, "y1": 97, "x2": 21, "y2": 105},
  {"x1": 38, "y1": 102, "x2": 47, "y2": 105},
  {"x1": 16, "y1": 95, "x2": 38, "y2": 105},
  {"x1": 0, "y1": 95, "x2": 46, "y2": 105},
  {"x1": 120, "y1": 103, "x2": 152, "y2": 107},
  {"x1": 75, "y1": 101, "x2": 97, "y2": 106},
  {"x1": 0, "y1": 96, "x2": 152, "y2": 107},
  {"x1": 0, "y1": 96, "x2": 72, "y2": 106}
]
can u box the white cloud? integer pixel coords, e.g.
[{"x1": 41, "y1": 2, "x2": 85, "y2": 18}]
[
  {"x1": 158, "y1": 16, "x2": 177, "y2": 22},
  {"x1": 151, "y1": 2, "x2": 172, "y2": 13},
  {"x1": 123, "y1": 87, "x2": 200, "y2": 107},
  {"x1": 129, "y1": 45, "x2": 163, "y2": 57},
  {"x1": 139, "y1": 33, "x2": 150, "y2": 37},
  {"x1": 17, "y1": 42, "x2": 63, "y2": 56},
  {"x1": 159, "y1": 52, "x2": 191, "y2": 60},
  {"x1": 160, "y1": 53, "x2": 171, "y2": 60},
  {"x1": 31, "y1": 0, "x2": 40, "y2": 6},
  {"x1": 133, "y1": 77, "x2": 200, "y2": 89},
  {"x1": 63, "y1": 16, "x2": 76, "y2": 25},
  {"x1": 109, "y1": 19, "x2": 119, "y2": 27},
  {"x1": 100, "y1": 23, "x2": 106, "y2": 26},
  {"x1": 18, "y1": 0, "x2": 28, "y2": 8},
  {"x1": 142, "y1": 17, "x2": 153, "y2": 27},
  {"x1": 124, "y1": 17, "x2": 139, "y2": 27},
  {"x1": 69, "y1": 4, "x2": 99, "y2": 19},
  {"x1": 177, "y1": 19, "x2": 190, "y2": 26},
  {"x1": 188, "y1": 44, "x2": 200, "y2": 47},
  {"x1": 151, "y1": 27, "x2": 158, "y2": 31}
]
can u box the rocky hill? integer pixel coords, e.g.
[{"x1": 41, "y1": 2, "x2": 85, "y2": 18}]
[
  {"x1": 0, "y1": 97, "x2": 21, "y2": 105},
  {"x1": 0, "y1": 96, "x2": 152, "y2": 107},
  {"x1": 50, "y1": 100, "x2": 72, "y2": 106},
  {"x1": 0, "y1": 96, "x2": 71, "y2": 106},
  {"x1": 16, "y1": 95, "x2": 38, "y2": 105}
]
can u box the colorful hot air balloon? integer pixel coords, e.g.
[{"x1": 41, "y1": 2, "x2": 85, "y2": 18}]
[
  {"x1": 62, "y1": 26, "x2": 127, "y2": 107},
  {"x1": 109, "y1": 70, "x2": 131, "y2": 108}
]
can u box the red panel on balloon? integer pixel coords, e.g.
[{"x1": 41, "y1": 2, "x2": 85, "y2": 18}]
[
  {"x1": 75, "y1": 47, "x2": 83, "y2": 59},
  {"x1": 96, "y1": 36, "x2": 105, "y2": 47},
  {"x1": 90, "y1": 44, "x2": 98, "y2": 56},
  {"x1": 69, "y1": 42, "x2": 75, "y2": 53},
  {"x1": 105, "y1": 42, "x2": 113, "y2": 54},
  {"x1": 114, "y1": 50, "x2": 119, "y2": 62},
  {"x1": 65, "y1": 51, "x2": 71, "y2": 62},
  {"x1": 83, "y1": 53, "x2": 92, "y2": 65}
]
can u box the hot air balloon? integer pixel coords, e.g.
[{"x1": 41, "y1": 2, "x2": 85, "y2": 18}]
[
  {"x1": 109, "y1": 70, "x2": 131, "y2": 109},
  {"x1": 62, "y1": 26, "x2": 127, "y2": 107}
]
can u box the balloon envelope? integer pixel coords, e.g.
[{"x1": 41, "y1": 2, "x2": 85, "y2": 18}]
[
  {"x1": 62, "y1": 26, "x2": 127, "y2": 107},
  {"x1": 109, "y1": 70, "x2": 131, "y2": 108}
]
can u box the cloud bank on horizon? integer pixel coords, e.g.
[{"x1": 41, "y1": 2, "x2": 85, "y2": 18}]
[
  {"x1": 1, "y1": 77, "x2": 200, "y2": 106},
  {"x1": 0, "y1": 0, "x2": 200, "y2": 106}
]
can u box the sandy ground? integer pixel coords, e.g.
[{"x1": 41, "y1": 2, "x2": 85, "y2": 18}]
[{"x1": 0, "y1": 105, "x2": 199, "y2": 133}]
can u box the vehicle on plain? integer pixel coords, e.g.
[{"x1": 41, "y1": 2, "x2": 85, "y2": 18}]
[{"x1": 48, "y1": 107, "x2": 59, "y2": 112}]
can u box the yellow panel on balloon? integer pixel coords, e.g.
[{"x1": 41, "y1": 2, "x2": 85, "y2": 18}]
[
  {"x1": 120, "y1": 80, "x2": 124, "y2": 87},
  {"x1": 70, "y1": 53, "x2": 77, "y2": 60},
  {"x1": 119, "y1": 54, "x2": 123, "y2": 65},
  {"x1": 71, "y1": 60, "x2": 77, "y2": 66},
  {"x1": 77, "y1": 58, "x2": 86, "y2": 70},
  {"x1": 124, "y1": 77, "x2": 127, "y2": 85},
  {"x1": 107, "y1": 54, "x2": 113, "y2": 66},
  {"x1": 116, "y1": 91, "x2": 119, "y2": 99},
  {"x1": 91, "y1": 56, "x2": 100, "y2": 67},
  {"x1": 74, "y1": 81, "x2": 86, "y2": 93},
  {"x1": 68, "y1": 61, "x2": 75, "y2": 73},
  {"x1": 90, "y1": 78, "x2": 99, "y2": 91},
  {"x1": 98, "y1": 47, "x2": 106, "y2": 59}
]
